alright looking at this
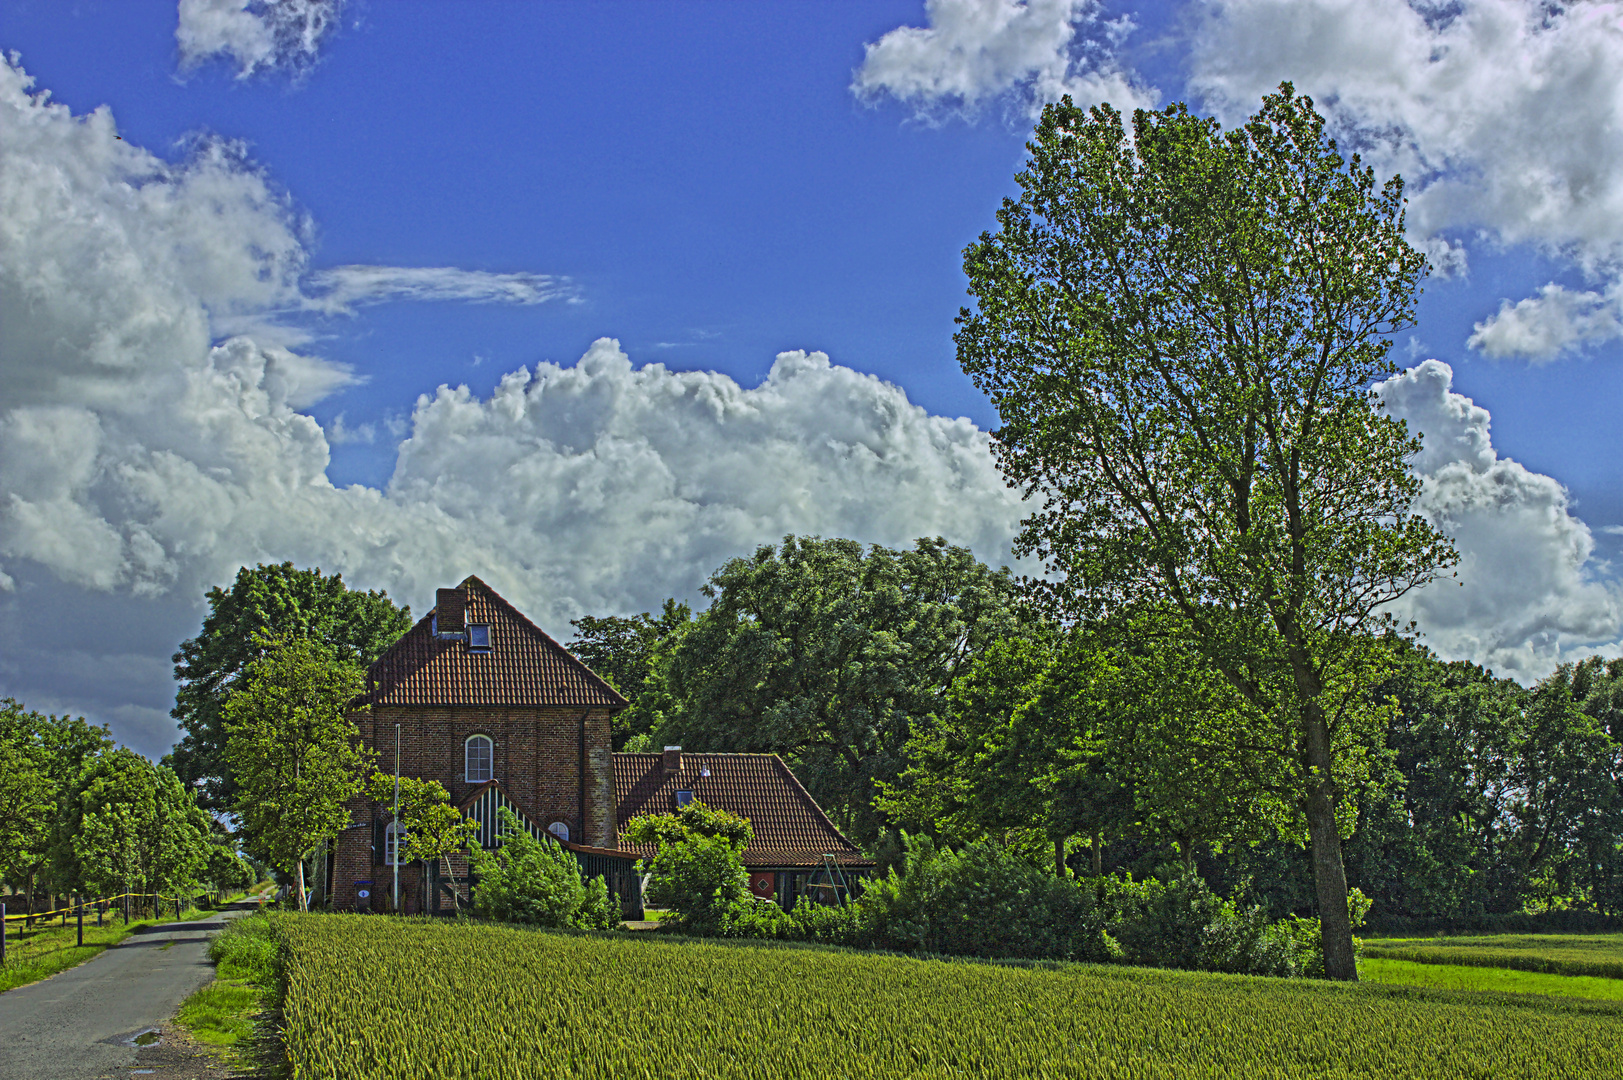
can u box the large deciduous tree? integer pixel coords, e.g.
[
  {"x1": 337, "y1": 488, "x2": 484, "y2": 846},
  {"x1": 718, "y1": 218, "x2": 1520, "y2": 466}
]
[
  {"x1": 956, "y1": 86, "x2": 1455, "y2": 979},
  {"x1": 168, "y1": 563, "x2": 410, "y2": 810},
  {"x1": 225, "y1": 636, "x2": 372, "y2": 911},
  {"x1": 658, "y1": 535, "x2": 1023, "y2": 844}
]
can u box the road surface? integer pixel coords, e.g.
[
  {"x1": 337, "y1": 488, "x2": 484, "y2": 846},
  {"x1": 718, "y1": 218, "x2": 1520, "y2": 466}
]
[{"x1": 0, "y1": 910, "x2": 247, "y2": 1080}]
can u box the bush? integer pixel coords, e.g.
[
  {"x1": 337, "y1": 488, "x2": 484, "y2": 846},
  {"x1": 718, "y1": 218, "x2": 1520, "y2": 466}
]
[
  {"x1": 470, "y1": 808, "x2": 618, "y2": 930},
  {"x1": 1109, "y1": 872, "x2": 1304, "y2": 977},
  {"x1": 643, "y1": 832, "x2": 750, "y2": 932}
]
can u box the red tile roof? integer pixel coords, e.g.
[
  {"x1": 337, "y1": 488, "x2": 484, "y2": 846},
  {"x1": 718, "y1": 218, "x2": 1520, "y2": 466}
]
[
  {"x1": 365, "y1": 577, "x2": 626, "y2": 709},
  {"x1": 613, "y1": 752, "x2": 873, "y2": 868}
]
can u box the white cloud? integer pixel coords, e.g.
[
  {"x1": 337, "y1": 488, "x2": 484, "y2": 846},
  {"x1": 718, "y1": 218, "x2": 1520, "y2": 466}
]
[
  {"x1": 1377, "y1": 360, "x2": 1623, "y2": 680},
  {"x1": 853, "y1": 0, "x2": 1156, "y2": 120},
  {"x1": 0, "y1": 56, "x2": 1028, "y2": 754},
  {"x1": 306, "y1": 265, "x2": 579, "y2": 313},
  {"x1": 1468, "y1": 283, "x2": 1623, "y2": 363},
  {"x1": 1187, "y1": 0, "x2": 1623, "y2": 361},
  {"x1": 176, "y1": 0, "x2": 342, "y2": 78}
]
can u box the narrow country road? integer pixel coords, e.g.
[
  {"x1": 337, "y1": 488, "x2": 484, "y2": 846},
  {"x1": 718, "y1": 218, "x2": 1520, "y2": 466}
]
[{"x1": 0, "y1": 909, "x2": 248, "y2": 1080}]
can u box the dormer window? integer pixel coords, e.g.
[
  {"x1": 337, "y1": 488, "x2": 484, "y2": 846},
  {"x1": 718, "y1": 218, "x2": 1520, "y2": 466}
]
[
  {"x1": 465, "y1": 735, "x2": 493, "y2": 783},
  {"x1": 468, "y1": 624, "x2": 491, "y2": 652}
]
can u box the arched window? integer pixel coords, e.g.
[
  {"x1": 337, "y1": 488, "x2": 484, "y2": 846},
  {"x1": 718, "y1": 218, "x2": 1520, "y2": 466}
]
[
  {"x1": 547, "y1": 821, "x2": 570, "y2": 843},
  {"x1": 465, "y1": 735, "x2": 493, "y2": 783},
  {"x1": 384, "y1": 820, "x2": 407, "y2": 866}
]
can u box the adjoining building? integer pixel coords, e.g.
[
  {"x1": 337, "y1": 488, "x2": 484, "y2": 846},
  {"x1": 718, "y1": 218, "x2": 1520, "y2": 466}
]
[{"x1": 330, "y1": 577, "x2": 871, "y2": 918}]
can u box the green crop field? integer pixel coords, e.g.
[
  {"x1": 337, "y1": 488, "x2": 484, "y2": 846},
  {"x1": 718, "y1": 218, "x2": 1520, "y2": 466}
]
[
  {"x1": 272, "y1": 915, "x2": 1623, "y2": 1080},
  {"x1": 1361, "y1": 934, "x2": 1623, "y2": 980}
]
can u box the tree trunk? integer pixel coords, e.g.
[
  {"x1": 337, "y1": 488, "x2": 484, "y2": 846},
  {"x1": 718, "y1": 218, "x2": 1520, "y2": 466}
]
[
  {"x1": 442, "y1": 853, "x2": 459, "y2": 912},
  {"x1": 1054, "y1": 836, "x2": 1068, "y2": 878},
  {"x1": 296, "y1": 858, "x2": 308, "y2": 912},
  {"x1": 1303, "y1": 701, "x2": 1358, "y2": 981},
  {"x1": 1090, "y1": 832, "x2": 1103, "y2": 877}
]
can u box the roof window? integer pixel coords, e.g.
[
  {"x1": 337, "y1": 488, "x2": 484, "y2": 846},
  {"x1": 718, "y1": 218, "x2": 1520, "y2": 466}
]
[
  {"x1": 675, "y1": 790, "x2": 695, "y2": 808},
  {"x1": 468, "y1": 624, "x2": 491, "y2": 652}
]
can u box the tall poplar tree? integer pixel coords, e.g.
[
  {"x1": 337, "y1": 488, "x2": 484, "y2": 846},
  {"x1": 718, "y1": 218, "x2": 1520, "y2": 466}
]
[{"x1": 956, "y1": 85, "x2": 1455, "y2": 979}]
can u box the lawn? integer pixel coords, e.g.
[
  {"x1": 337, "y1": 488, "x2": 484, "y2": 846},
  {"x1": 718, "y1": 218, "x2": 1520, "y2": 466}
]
[
  {"x1": 1360, "y1": 958, "x2": 1623, "y2": 1002},
  {"x1": 1361, "y1": 934, "x2": 1623, "y2": 980},
  {"x1": 268, "y1": 914, "x2": 1623, "y2": 1079},
  {"x1": 0, "y1": 900, "x2": 218, "y2": 995}
]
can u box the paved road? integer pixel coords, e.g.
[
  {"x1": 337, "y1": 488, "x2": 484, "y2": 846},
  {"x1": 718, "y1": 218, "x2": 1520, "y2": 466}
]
[{"x1": 0, "y1": 910, "x2": 248, "y2": 1080}]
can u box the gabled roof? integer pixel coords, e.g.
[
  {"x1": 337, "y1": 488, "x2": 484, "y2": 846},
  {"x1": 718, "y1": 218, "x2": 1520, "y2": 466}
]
[
  {"x1": 614, "y1": 752, "x2": 873, "y2": 868},
  {"x1": 365, "y1": 576, "x2": 626, "y2": 709}
]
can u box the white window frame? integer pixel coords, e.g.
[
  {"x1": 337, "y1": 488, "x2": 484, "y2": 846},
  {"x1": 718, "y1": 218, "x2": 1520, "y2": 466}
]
[
  {"x1": 547, "y1": 821, "x2": 570, "y2": 843},
  {"x1": 384, "y1": 820, "x2": 407, "y2": 866},
  {"x1": 465, "y1": 734, "x2": 494, "y2": 784}
]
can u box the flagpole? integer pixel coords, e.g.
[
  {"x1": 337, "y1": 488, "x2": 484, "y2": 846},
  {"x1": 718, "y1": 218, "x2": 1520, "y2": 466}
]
[{"x1": 392, "y1": 723, "x2": 401, "y2": 912}]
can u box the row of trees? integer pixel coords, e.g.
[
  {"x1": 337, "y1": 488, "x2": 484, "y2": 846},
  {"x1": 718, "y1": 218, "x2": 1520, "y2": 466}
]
[{"x1": 0, "y1": 699, "x2": 253, "y2": 916}]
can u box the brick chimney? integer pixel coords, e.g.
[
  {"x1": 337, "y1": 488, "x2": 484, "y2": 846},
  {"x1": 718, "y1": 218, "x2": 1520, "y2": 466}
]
[
  {"x1": 436, "y1": 586, "x2": 465, "y2": 635},
  {"x1": 662, "y1": 745, "x2": 683, "y2": 778}
]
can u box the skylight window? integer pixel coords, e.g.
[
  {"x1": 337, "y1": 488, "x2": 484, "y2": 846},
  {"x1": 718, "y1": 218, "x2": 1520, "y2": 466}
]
[
  {"x1": 468, "y1": 624, "x2": 491, "y2": 651},
  {"x1": 675, "y1": 790, "x2": 695, "y2": 808}
]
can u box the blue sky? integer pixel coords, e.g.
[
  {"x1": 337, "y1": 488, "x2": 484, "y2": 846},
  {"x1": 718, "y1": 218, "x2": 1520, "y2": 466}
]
[{"x1": 4, "y1": 0, "x2": 1623, "y2": 756}]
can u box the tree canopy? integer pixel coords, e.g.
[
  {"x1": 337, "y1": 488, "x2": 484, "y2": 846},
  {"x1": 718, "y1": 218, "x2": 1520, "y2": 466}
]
[
  {"x1": 168, "y1": 562, "x2": 410, "y2": 810},
  {"x1": 956, "y1": 85, "x2": 1454, "y2": 979},
  {"x1": 225, "y1": 635, "x2": 372, "y2": 910}
]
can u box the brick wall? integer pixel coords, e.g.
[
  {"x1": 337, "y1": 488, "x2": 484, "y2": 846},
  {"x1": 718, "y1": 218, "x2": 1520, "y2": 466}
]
[{"x1": 330, "y1": 704, "x2": 616, "y2": 912}]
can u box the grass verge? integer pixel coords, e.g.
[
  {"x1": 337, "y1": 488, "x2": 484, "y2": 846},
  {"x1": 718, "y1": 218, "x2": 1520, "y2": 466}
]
[
  {"x1": 267, "y1": 913, "x2": 1623, "y2": 1079},
  {"x1": 1360, "y1": 957, "x2": 1623, "y2": 1002},
  {"x1": 171, "y1": 912, "x2": 280, "y2": 1062},
  {"x1": 0, "y1": 902, "x2": 215, "y2": 995},
  {"x1": 1362, "y1": 933, "x2": 1623, "y2": 980}
]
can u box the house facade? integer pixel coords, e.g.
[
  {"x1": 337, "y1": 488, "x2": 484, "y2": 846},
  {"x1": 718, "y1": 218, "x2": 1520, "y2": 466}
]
[
  {"x1": 330, "y1": 576, "x2": 637, "y2": 915},
  {"x1": 330, "y1": 576, "x2": 871, "y2": 918}
]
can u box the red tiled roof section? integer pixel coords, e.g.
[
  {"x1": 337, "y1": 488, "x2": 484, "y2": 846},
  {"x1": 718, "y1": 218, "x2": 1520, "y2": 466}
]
[
  {"x1": 613, "y1": 752, "x2": 874, "y2": 868},
  {"x1": 366, "y1": 576, "x2": 626, "y2": 709}
]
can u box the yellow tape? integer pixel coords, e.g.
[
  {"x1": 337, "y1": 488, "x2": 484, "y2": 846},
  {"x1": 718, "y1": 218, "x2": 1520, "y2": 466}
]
[{"x1": 1, "y1": 892, "x2": 176, "y2": 922}]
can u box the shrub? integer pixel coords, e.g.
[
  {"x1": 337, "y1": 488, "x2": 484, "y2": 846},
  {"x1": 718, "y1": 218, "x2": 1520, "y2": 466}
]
[
  {"x1": 642, "y1": 832, "x2": 750, "y2": 932},
  {"x1": 1109, "y1": 872, "x2": 1302, "y2": 977},
  {"x1": 209, "y1": 912, "x2": 281, "y2": 984},
  {"x1": 470, "y1": 808, "x2": 618, "y2": 930}
]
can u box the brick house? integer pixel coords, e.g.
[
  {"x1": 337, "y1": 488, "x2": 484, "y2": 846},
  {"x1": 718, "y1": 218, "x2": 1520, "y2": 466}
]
[
  {"x1": 615, "y1": 748, "x2": 875, "y2": 908},
  {"x1": 331, "y1": 576, "x2": 872, "y2": 917},
  {"x1": 331, "y1": 576, "x2": 639, "y2": 915}
]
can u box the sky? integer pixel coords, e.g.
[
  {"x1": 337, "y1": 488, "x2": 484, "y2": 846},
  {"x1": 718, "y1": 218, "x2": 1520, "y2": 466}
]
[{"x1": 4, "y1": 0, "x2": 1623, "y2": 759}]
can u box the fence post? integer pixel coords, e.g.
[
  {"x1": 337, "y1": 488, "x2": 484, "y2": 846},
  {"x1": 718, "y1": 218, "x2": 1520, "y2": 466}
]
[
  {"x1": 2, "y1": 901, "x2": 7, "y2": 967},
  {"x1": 76, "y1": 897, "x2": 83, "y2": 947}
]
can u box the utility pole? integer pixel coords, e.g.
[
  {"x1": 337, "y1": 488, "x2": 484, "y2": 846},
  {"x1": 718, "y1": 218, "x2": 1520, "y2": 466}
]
[{"x1": 392, "y1": 722, "x2": 401, "y2": 913}]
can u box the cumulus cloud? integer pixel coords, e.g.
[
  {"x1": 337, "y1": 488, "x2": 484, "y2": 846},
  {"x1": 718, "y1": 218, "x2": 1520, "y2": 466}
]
[
  {"x1": 0, "y1": 55, "x2": 1027, "y2": 754},
  {"x1": 176, "y1": 0, "x2": 342, "y2": 78},
  {"x1": 1187, "y1": 0, "x2": 1623, "y2": 361},
  {"x1": 306, "y1": 266, "x2": 579, "y2": 312},
  {"x1": 1467, "y1": 283, "x2": 1623, "y2": 363},
  {"x1": 853, "y1": 0, "x2": 1156, "y2": 120},
  {"x1": 1377, "y1": 360, "x2": 1623, "y2": 680}
]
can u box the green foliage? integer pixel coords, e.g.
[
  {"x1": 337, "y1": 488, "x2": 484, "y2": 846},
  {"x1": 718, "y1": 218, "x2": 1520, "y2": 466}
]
[
  {"x1": 958, "y1": 84, "x2": 1455, "y2": 979},
  {"x1": 206, "y1": 842, "x2": 256, "y2": 901},
  {"x1": 224, "y1": 636, "x2": 372, "y2": 910},
  {"x1": 0, "y1": 700, "x2": 54, "y2": 890},
  {"x1": 268, "y1": 914, "x2": 1623, "y2": 1080},
  {"x1": 59, "y1": 747, "x2": 210, "y2": 904},
  {"x1": 656, "y1": 535, "x2": 1023, "y2": 844},
  {"x1": 567, "y1": 600, "x2": 692, "y2": 750},
  {"x1": 169, "y1": 562, "x2": 410, "y2": 810},
  {"x1": 640, "y1": 832, "x2": 751, "y2": 933},
  {"x1": 469, "y1": 808, "x2": 617, "y2": 930},
  {"x1": 621, "y1": 798, "x2": 754, "y2": 852},
  {"x1": 365, "y1": 772, "x2": 480, "y2": 909}
]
